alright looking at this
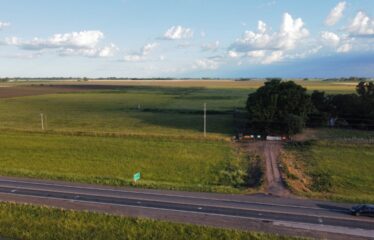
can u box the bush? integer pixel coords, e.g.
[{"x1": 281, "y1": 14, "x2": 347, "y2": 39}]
[
  {"x1": 246, "y1": 155, "x2": 264, "y2": 187},
  {"x1": 311, "y1": 171, "x2": 333, "y2": 192},
  {"x1": 219, "y1": 159, "x2": 247, "y2": 187}
]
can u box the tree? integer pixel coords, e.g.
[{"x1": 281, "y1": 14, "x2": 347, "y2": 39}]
[
  {"x1": 246, "y1": 79, "x2": 313, "y2": 135},
  {"x1": 356, "y1": 81, "x2": 374, "y2": 101}
]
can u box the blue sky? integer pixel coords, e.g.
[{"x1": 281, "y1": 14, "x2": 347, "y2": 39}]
[{"x1": 0, "y1": 0, "x2": 373, "y2": 78}]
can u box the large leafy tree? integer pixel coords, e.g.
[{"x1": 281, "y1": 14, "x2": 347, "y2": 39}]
[{"x1": 246, "y1": 79, "x2": 313, "y2": 135}]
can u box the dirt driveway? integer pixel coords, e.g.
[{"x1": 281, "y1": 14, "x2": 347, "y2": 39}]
[{"x1": 263, "y1": 141, "x2": 291, "y2": 197}]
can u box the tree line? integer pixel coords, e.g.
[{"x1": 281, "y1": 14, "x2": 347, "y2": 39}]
[{"x1": 246, "y1": 79, "x2": 374, "y2": 135}]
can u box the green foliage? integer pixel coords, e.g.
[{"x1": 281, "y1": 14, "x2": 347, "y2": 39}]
[
  {"x1": 246, "y1": 79, "x2": 313, "y2": 135},
  {"x1": 310, "y1": 81, "x2": 374, "y2": 129},
  {"x1": 289, "y1": 138, "x2": 374, "y2": 203},
  {"x1": 310, "y1": 171, "x2": 333, "y2": 192},
  {"x1": 218, "y1": 152, "x2": 248, "y2": 187},
  {"x1": 0, "y1": 203, "x2": 306, "y2": 240},
  {"x1": 246, "y1": 155, "x2": 265, "y2": 187}
]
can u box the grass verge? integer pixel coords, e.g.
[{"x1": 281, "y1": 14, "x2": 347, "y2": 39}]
[
  {"x1": 0, "y1": 202, "x2": 305, "y2": 240},
  {"x1": 0, "y1": 130, "x2": 254, "y2": 193},
  {"x1": 280, "y1": 140, "x2": 374, "y2": 203}
]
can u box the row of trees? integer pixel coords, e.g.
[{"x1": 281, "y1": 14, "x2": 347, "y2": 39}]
[
  {"x1": 246, "y1": 79, "x2": 374, "y2": 135},
  {"x1": 310, "y1": 81, "x2": 374, "y2": 129}
]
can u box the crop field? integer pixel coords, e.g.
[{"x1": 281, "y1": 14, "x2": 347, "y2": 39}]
[
  {"x1": 0, "y1": 202, "x2": 303, "y2": 240},
  {"x1": 0, "y1": 86, "x2": 249, "y2": 138},
  {"x1": 281, "y1": 136, "x2": 374, "y2": 203},
  {"x1": 0, "y1": 80, "x2": 361, "y2": 192},
  {"x1": 0, "y1": 131, "x2": 247, "y2": 192}
]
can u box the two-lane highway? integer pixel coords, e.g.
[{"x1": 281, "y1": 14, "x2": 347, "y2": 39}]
[{"x1": 0, "y1": 176, "x2": 373, "y2": 240}]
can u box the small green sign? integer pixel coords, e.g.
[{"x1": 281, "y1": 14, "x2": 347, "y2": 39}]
[{"x1": 133, "y1": 172, "x2": 141, "y2": 182}]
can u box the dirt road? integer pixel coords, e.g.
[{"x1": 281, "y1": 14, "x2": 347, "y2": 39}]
[{"x1": 263, "y1": 141, "x2": 291, "y2": 197}]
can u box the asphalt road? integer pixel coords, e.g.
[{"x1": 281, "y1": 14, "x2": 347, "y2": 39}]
[{"x1": 0, "y1": 176, "x2": 373, "y2": 239}]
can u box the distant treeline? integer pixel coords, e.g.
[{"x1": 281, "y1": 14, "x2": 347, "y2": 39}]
[
  {"x1": 322, "y1": 77, "x2": 371, "y2": 82},
  {"x1": 309, "y1": 81, "x2": 374, "y2": 130},
  {"x1": 1, "y1": 77, "x2": 373, "y2": 82}
]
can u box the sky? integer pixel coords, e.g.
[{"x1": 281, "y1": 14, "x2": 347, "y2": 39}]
[{"x1": 0, "y1": 0, "x2": 374, "y2": 78}]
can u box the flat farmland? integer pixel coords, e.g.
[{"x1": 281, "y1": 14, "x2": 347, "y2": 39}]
[
  {"x1": 0, "y1": 80, "x2": 360, "y2": 192},
  {"x1": 0, "y1": 131, "x2": 246, "y2": 192},
  {"x1": 0, "y1": 86, "x2": 248, "y2": 138}
]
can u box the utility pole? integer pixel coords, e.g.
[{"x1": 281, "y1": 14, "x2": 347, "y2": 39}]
[
  {"x1": 204, "y1": 103, "x2": 207, "y2": 137},
  {"x1": 40, "y1": 113, "x2": 44, "y2": 131}
]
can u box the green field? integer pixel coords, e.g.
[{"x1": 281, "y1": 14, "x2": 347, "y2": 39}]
[
  {"x1": 282, "y1": 139, "x2": 374, "y2": 203},
  {"x1": 0, "y1": 202, "x2": 303, "y2": 240},
  {"x1": 0, "y1": 131, "x2": 248, "y2": 192},
  {"x1": 0, "y1": 81, "x2": 364, "y2": 193},
  {"x1": 0, "y1": 87, "x2": 249, "y2": 138}
]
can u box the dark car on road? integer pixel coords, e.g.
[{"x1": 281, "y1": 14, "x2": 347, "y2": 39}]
[{"x1": 350, "y1": 204, "x2": 374, "y2": 217}]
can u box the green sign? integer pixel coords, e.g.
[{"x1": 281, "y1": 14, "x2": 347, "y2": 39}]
[{"x1": 133, "y1": 172, "x2": 141, "y2": 182}]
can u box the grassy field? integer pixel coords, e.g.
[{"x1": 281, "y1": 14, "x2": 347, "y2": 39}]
[
  {"x1": 0, "y1": 81, "x2": 364, "y2": 194},
  {"x1": 0, "y1": 131, "x2": 249, "y2": 192},
  {"x1": 0, "y1": 87, "x2": 248, "y2": 138},
  {"x1": 281, "y1": 136, "x2": 374, "y2": 203},
  {"x1": 2, "y1": 79, "x2": 359, "y2": 94},
  {"x1": 0, "y1": 202, "x2": 303, "y2": 240}
]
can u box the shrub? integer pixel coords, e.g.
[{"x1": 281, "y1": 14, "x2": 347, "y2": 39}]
[{"x1": 311, "y1": 171, "x2": 333, "y2": 192}]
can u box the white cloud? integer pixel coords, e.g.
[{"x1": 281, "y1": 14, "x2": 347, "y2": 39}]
[
  {"x1": 124, "y1": 54, "x2": 144, "y2": 62},
  {"x1": 141, "y1": 43, "x2": 158, "y2": 55},
  {"x1": 246, "y1": 50, "x2": 266, "y2": 58},
  {"x1": 325, "y1": 2, "x2": 346, "y2": 26},
  {"x1": 194, "y1": 59, "x2": 219, "y2": 70},
  {"x1": 201, "y1": 41, "x2": 220, "y2": 51},
  {"x1": 61, "y1": 43, "x2": 118, "y2": 58},
  {"x1": 261, "y1": 51, "x2": 284, "y2": 64},
  {"x1": 227, "y1": 50, "x2": 240, "y2": 58},
  {"x1": 337, "y1": 43, "x2": 352, "y2": 53},
  {"x1": 123, "y1": 42, "x2": 158, "y2": 62},
  {"x1": 0, "y1": 21, "x2": 10, "y2": 30},
  {"x1": 8, "y1": 31, "x2": 104, "y2": 50},
  {"x1": 321, "y1": 31, "x2": 340, "y2": 46},
  {"x1": 4, "y1": 30, "x2": 116, "y2": 58},
  {"x1": 163, "y1": 26, "x2": 193, "y2": 40},
  {"x1": 230, "y1": 13, "x2": 309, "y2": 52},
  {"x1": 347, "y1": 11, "x2": 374, "y2": 36},
  {"x1": 277, "y1": 13, "x2": 309, "y2": 50},
  {"x1": 229, "y1": 13, "x2": 308, "y2": 65}
]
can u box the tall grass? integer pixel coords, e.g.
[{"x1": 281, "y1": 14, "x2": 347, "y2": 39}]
[
  {"x1": 0, "y1": 202, "x2": 304, "y2": 240},
  {"x1": 284, "y1": 140, "x2": 374, "y2": 203},
  {"x1": 0, "y1": 131, "x2": 247, "y2": 192}
]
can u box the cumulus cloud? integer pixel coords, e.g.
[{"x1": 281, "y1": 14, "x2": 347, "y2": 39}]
[
  {"x1": 261, "y1": 51, "x2": 284, "y2": 64},
  {"x1": 201, "y1": 40, "x2": 220, "y2": 51},
  {"x1": 229, "y1": 13, "x2": 309, "y2": 64},
  {"x1": 227, "y1": 50, "x2": 240, "y2": 58},
  {"x1": 194, "y1": 59, "x2": 219, "y2": 70},
  {"x1": 60, "y1": 43, "x2": 118, "y2": 58},
  {"x1": 7, "y1": 31, "x2": 104, "y2": 50},
  {"x1": 325, "y1": 2, "x2": 346, "y2": 26},
  {"x1": 123, "y1": 42, "x2": 158, "y2": 62},
  {"x1": 163, "y1": 26, "x2": 193, "y2": 40},
  {"x1": 5, "y1": 30, "x2": 116, "y2": 58},
  {"x1": 337, "y1": 43, "x2": 352, "y2": 53},
  {"x1": 321, "y1": 31, "x2": 340, "y2": 46},
  {"x1": 347, "y1": 11, "x2": 374, "y2": 37},
  {"x1": 246, "y1": 50, "x2": 266, "y2": 58},
  {"x1": 0, "y1": 21, "x2": 10, "y2": 30},
  {"x1": 230, "y1": 13, "x2": 309, "y2": 52}
]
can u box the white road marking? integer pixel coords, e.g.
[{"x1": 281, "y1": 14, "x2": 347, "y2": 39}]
[{"x1": 1, "y1": 192, "x2": 373, "y2": 239}]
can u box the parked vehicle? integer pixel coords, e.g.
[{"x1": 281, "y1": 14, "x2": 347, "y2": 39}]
[{"x1": 350, "y1": 204, "x2": 374, "y2": 217}]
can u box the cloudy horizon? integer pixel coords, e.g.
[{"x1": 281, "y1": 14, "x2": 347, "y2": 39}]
[{"x1": 1, "y1": 0, "x2": 374, "y2": 78}]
